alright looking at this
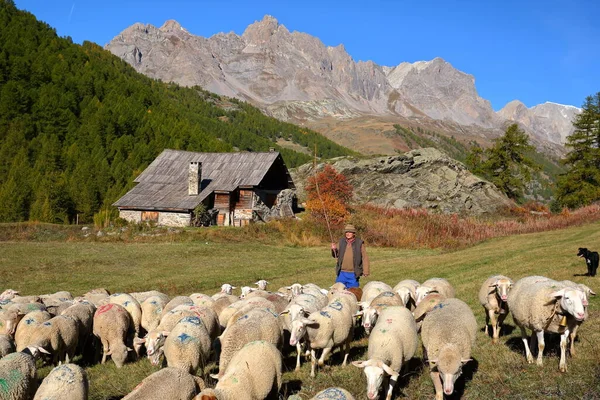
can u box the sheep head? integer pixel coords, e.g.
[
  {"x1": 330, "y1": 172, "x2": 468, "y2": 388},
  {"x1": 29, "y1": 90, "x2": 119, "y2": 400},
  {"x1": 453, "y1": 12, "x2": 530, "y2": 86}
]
[{"x1": 352, "y1": 359, "x2": 398, "y2": 400}]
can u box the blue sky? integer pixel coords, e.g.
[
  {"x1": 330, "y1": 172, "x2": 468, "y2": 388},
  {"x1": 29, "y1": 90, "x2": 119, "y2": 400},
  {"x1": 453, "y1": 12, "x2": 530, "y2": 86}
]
[{"x1": 14, "y1": 0, "x2": 599, "y2": 111}]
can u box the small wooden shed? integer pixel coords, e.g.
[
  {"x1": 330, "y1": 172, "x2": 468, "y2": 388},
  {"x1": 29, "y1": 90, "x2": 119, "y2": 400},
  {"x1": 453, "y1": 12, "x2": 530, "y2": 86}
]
[{"x1": 113, "y1": 149, "x2": 295, "y2": 227}]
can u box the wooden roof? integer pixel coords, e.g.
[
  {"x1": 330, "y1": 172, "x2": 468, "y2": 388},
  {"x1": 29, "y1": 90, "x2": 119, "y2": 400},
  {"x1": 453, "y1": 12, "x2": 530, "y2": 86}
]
[{"x1": 113, "y1": 149, "x2": 289, "y2": 211}]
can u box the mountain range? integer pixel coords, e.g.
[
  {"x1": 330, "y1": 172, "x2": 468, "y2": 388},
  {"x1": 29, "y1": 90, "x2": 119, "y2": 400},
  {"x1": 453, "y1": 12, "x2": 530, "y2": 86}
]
[{"x1": 106, "y1": 15, "x2": 580, "y2": 154}]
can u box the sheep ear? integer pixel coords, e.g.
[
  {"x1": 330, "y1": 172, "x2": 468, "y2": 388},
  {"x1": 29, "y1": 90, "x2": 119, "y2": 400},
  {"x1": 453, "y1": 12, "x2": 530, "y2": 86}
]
[
  {"x1": 352, "y1": 360, "x2": 366, "y2": 368},
  {"x1": 161, "y1": 331, "x2": 170, "y2": 337},
  {"x1": 209, "y1": 374, "x2": 219, "y2": 380},
  {"x1": 381, "y1": 362, "x2": 398, "y2": 378},
  {"x1": 300, "y1": 318, "x2": 318, "y2": 326},
  {"x1": 589, "y1": 289, "x2": 597, "y2": 296},
  {"x1": 285, "y1": 286, "x2": 292, "y2": 290},
  {"x1": 354, "y1": 311, "x2": 363, "y2": 317},
  {"x1": 134, "y1": 337, "x2": 146, "y2": 344},
  {"x1": 550, "y1": 289, "x2": 566, "y2": 299},
  {"x1": 38, "y1": 347, "x2": 51, "y2": 355},
  {"x1": 489, "y1": 283, "x2": 498, "y2": 288},
  {"x1": 254, "y1": 281, "x2": 260, "y2": 285},
  {"x1": 427, "y1": 358, "x2": 438, "y2": 366},
  {"x1": 280, "y1": 310, "x2": 289, "y2": 315},
  {"x1": 461, "y1": 358, "x2": 472, "y2": 364},
  {"x1": 127, "y1": 347, "x2": 134, "y2": 352},
  {"x1": 320, "y1": 289, "x2": 328, "y2": 295}
]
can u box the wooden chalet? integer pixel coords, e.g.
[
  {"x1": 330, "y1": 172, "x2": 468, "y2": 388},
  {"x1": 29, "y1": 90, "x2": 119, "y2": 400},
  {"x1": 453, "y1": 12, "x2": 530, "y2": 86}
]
[{"x1": 113, "y1": 149, "x2": 295, "y2": 227}]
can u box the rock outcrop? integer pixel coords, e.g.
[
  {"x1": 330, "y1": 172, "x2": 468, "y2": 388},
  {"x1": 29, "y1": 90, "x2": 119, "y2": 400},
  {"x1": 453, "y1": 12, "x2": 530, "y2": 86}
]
[{"x1": 292, "y1": 148, "x2": 512, "y2": 215}]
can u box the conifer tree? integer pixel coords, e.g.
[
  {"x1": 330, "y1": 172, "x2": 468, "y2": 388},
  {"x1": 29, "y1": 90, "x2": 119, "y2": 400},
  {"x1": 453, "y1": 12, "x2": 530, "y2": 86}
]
[{"x1": 556, "y1": 92, "x2": 600, "y2": 208}]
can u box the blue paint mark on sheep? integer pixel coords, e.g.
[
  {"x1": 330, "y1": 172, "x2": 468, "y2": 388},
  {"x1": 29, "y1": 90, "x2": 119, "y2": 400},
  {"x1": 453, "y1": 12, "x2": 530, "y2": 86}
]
[
  {"x1": 320, "y1": 311, "x2": 332, "y2": 319},
  {"x1": 123, "y1": 301, "x2": 130, "y2": 307},
  {"x1": 237, "y1": 314, "x2": 250, "y2": 322},
  {"x1": 150, "y1": 301, "x2": 158, "y2": 305},
  {"x1": 182, "y1": 316, "x2": 201, "y2": 325},
  {"x1": 314, "y1": 387, "x2": 348, "y2": 399},
  {"x1": 381, "y1": 292, "x2": 395, "y2": 297},
  {"x1": 328, "y1": 301, "x2": 343, "y2": 311},
  {"x1": 433, "y1": 303, "x2": 447, "y2": 311},
  {"x1": 177, "y1": 333, "x2": 192, "y2": 343},
  {"x1": 43, "y1": 321, "x2": 52, "y2": 326},
  {"x1": 25, "y1": 318, "x2": 34, "y2": 325}
]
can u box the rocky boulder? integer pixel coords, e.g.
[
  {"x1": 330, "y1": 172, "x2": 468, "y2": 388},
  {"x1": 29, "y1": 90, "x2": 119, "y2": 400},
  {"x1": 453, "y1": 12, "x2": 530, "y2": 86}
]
[{"x1": 292, "y1": 148, "x2": 512, "y2": 215}]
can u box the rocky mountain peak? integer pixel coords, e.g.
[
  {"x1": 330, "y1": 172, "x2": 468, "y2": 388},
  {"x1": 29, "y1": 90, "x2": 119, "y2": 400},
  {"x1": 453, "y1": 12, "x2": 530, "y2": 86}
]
[
  {"x1": 242, "y1": 15, "x2": 288, "y2": 44},
  {"x1": 160, "y1": 19, "x2": 185, "y2": 32}
]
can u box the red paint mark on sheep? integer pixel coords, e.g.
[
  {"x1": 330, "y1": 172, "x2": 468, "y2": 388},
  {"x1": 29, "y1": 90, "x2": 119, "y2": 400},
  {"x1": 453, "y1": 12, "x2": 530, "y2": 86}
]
[{"x1": 96, "y1": 304, "x2": 115, "y2": 315}]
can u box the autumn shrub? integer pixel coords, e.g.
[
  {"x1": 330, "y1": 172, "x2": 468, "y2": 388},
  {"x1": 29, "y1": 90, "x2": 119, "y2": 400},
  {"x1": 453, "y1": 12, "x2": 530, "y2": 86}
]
[{"x1": 305, "y1": 164, "x2": 353, "y2": 228}]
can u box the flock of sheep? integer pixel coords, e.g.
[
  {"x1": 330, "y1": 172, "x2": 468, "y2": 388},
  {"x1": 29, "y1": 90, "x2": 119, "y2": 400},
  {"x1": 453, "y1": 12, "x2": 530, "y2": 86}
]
[{"x1": 0, "y1": 274, "x2": 594, "y2": 400}]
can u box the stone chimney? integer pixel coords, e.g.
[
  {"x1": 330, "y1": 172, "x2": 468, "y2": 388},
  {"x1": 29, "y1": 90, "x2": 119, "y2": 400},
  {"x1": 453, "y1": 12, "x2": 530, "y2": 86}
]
[{"x1": 189, "y1": 161, "x2": 201, "y2": 196}]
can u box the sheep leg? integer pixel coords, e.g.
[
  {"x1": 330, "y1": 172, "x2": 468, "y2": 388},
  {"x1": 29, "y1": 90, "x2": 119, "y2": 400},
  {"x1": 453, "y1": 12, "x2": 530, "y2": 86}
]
[
  {"x1": 385, "y1": 375, "x2": 397, "y2": 400},
  {"x1": 342, "y1": 337, "x2": 351, "y2": 367},
  {"x1": 430, "y1": 370, "x2": 443, "y2": 400},
  {"x1": 318, "y1": 346, "x2": 331, "y2": 366},
  {"x1": 295, "y1": 343, "x2": 302, "y2": 371},
  {"x1": 497, "y1": 312, "x2": 508, "y2": 337},
  {"x1": 559, "y1": 330, "x2": 569, "y2": 372},
  {"x1": 535, "y1": 330, "x2": 545, "y2": 366},
  {"x1": 101, "y1": 338, "x2": 109, "y2": 364},
  {"x1": 569, "y1": 325, "x2": 578, "y2": 356},
  {"x1": 488, "y1": 309, "x2": 497, "y2": 342},
  {"x1": 484, "y1": 308, "x2": 490, "y2": 336},
  {"x1": 310, "y1": 349, "x2": 317, "y2": 378},
  {"x1": 519, "y1": 327, "x2": 534, "y2": 363}
]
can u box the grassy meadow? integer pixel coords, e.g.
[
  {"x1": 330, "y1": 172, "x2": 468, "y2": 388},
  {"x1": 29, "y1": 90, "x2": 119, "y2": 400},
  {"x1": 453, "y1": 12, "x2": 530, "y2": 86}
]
[{"x1": 1, "y1": 221, "x2": 600, "y2": 399}]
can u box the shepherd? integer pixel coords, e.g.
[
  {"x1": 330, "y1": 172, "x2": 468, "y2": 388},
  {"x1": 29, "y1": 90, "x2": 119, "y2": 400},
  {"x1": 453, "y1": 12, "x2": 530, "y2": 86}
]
[{"x1": 331, "y1": 224, "x2": 370, "y2": 288}]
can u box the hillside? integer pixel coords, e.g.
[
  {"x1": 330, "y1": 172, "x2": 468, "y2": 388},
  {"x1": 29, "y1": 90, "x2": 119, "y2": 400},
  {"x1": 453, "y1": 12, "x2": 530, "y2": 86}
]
[{"x1": 0, "y1": 1, "x2": 353, "y2": 224}]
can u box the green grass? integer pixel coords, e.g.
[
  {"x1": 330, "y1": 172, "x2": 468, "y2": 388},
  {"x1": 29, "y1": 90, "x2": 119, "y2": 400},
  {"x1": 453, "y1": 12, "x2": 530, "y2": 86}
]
[{"x1": 2, "y1": 222, "x2": 600, "y2": 399}]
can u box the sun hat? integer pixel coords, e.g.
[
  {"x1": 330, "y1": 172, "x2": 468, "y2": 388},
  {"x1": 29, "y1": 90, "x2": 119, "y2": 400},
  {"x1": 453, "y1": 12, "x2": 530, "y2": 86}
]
[{"x1": 344, "y1": 224, "x2": 356, "y2": 233}]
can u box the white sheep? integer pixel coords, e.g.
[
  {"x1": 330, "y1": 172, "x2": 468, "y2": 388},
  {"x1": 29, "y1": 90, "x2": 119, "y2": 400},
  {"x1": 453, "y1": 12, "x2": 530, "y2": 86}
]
[
  {"x1": 15, "y1": 310, "x2": 52, "y2": 352},
  {"x1": 412, "y1": 293, "x2": 445, "y2": 333},
  {"x1": 359, "y1": 291, "x2": 404, "y2": 335},
  {"x1": 81, "y1": 288, "x2": 110, "y2": 306},
  {"x1": 353, "y1": 306, "x2": 418, "y2": 400},
  {"x1": 478, "y1": 275, "x2": 513, "y2": 343},
  {"x1": 164, "y1": 316, "x2": 212, "y2": 375},
  {"x1": 0, "y1": 351, "x2": 37, "y2": 400},
  {"x1": 161, "y1": 296, "x2": 194, "y2": 318},
  {"x1": 561, "y1": 281, "x2": 596, "y2": 355},
  {"x1": 280, "y1": 293, "x2": 323, "y2": 371},
  {"x1": 190, "y1": 293, "x2": 215, "y2": 308},
  {"x1": 123, "y1": 367, "x2": 205, "y2": 400},
  {"x1": 421, "y1": 298, "x2": 477, "y2": 400},
  {"x1": 136, "y1": 306, "x2": 210, "y2": 366},
  {"x1": 25, "y1": 315, "x2": 79, "y2": 365},
  {"x1": 198, "y1": 340, "x2": 282, "y2": 400},
  {"x1": 360, "y1": 281, "x2": 393, "y2": 307},
  {"x1": 0, "y1": 333, "x2": 15, "y2": 357},
  {"x1": 415, "y1": 278, "x2": 455, "y2": 306},
  {"x1": 33, "y1": 363, "x2": 88, "y2": 400},
  {"x1": 60, "y1": 301, "x2": 96, "y2": 357},
  {"x1": 140, "y1": 296, "x2": 167, "y2": 332},
  {"x1": 129, "y1": 290, "x2": 169, "y2": 304},
  {"x1": 217, "y1": 307, "x2": 282, "y2": 377},
  {"x1": 508, "y1": 277, "x2": 587, "y2": 372},
  {"x1": 392, "y1": 279, "x2": 420, "y2": 310},
  {"x1": 109, "y1": 293, "x2": 142, "y2": 338},
  {"x1": 212, "y1": 284, "x2": 236, "y2": 299},
  {"x1": 210, "y1": 295, "x2": 239, "y2": 317},
  {"x1": 93, "y1": 303, "x2": 132, "y2": 368},
  {"x1": 255, "y1": 280, "x2": 269, "y2": 290},
  {"x1": 290, "y1": 298, "x2": 354, "y2": 377},
  {"x1": 218, "y1": 297, "x2": 275, "y2": 329},
  {"x1": 0, "y1": 308, "x2": 22, "y2": 336}
]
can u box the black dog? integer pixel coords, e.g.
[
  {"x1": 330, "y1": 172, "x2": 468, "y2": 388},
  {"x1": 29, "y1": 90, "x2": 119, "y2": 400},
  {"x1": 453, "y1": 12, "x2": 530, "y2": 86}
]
[{"x1": 577, "y1": 248, "x2": 599, "y2": 277}]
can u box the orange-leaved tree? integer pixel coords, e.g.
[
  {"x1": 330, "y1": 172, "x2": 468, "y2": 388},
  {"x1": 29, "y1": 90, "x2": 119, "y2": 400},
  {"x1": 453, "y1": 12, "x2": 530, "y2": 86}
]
[{"x1": 305, "y1": 164, "x2": 353, "y2": 226}]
